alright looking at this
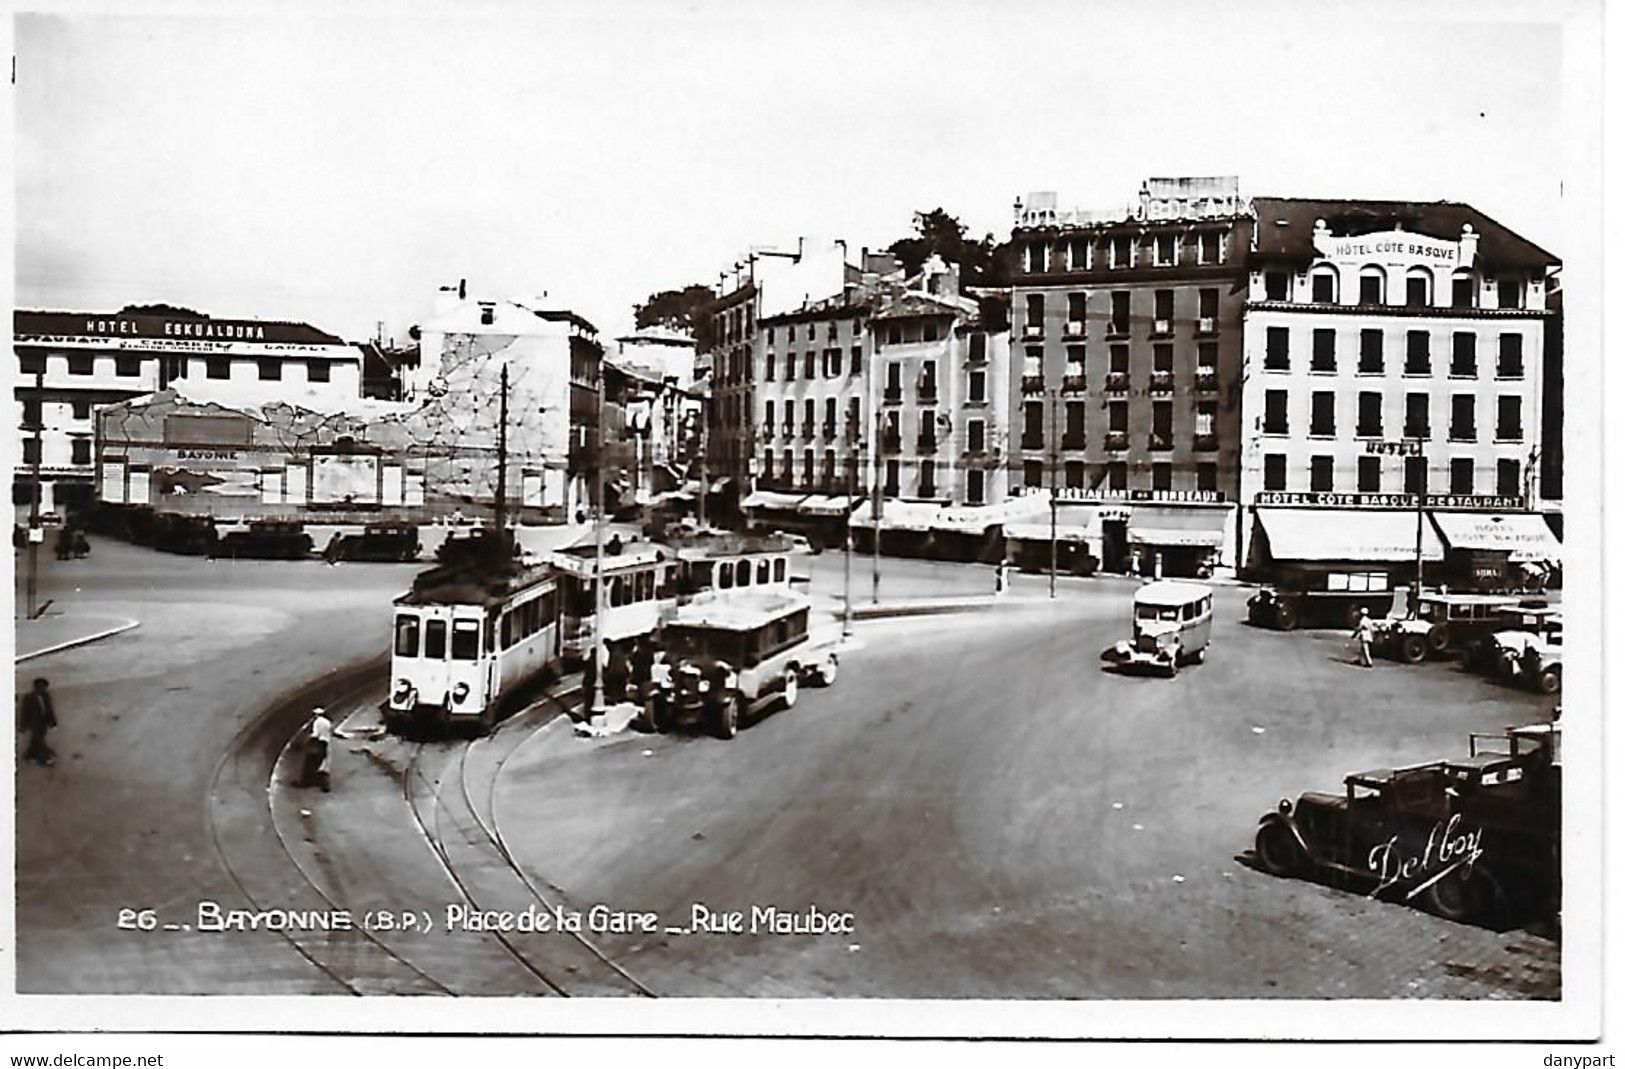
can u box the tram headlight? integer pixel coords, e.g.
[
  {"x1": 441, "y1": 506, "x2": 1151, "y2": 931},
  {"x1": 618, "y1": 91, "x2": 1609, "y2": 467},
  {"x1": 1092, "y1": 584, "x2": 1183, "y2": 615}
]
[
  {"x1": 451, "y1": 681, "x2": 471, "y2": 705},
  {"x1": 391, "y1": 680, "x2": 414, "y2": 707}
]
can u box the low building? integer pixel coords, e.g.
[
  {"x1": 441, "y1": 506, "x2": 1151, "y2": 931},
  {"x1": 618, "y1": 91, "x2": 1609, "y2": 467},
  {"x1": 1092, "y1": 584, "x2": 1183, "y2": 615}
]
[{"x1": 13, "y1": 306, "x2": 362, "y2": 517}]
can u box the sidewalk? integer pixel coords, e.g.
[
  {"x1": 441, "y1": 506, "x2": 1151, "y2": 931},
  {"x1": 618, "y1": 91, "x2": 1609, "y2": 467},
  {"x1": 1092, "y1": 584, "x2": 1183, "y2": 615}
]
[{"x1": 13, "y1": 611, "x2": 140, "y2": 663}]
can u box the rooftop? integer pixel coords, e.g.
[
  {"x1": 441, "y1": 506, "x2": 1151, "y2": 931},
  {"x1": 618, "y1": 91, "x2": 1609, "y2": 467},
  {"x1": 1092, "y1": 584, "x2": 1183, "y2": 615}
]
[{"x1": 1250, "y1": 196, "x2": 1559, "y2": 271}]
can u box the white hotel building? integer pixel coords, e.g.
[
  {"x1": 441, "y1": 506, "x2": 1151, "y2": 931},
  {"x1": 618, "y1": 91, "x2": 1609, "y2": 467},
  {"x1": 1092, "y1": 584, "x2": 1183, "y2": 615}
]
[{"x1": 1239, "y1": 198, "x2": 1560, "y2": 570}]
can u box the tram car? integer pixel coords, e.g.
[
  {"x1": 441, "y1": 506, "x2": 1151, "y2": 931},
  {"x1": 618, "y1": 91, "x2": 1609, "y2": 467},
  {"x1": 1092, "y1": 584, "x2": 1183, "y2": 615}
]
[
  {"x1": 667, "y1": 529, "x2": 796, "y2": 599},
  {"x1": 384, "y1": 534, "x2": 561, "y2": 735},
  {"x1": 549, "y1": 535, "x2": 680, "y2": 667}
]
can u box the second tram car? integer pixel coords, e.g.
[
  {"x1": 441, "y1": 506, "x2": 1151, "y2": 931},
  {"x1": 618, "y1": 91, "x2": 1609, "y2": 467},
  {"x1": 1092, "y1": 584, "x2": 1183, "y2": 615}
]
[
  {"x1": 385, "y1": 549, "x2": 561, "y2": 734},
  {"x1": 550, "y1": 539, "x2": 679, "y2": 666}
]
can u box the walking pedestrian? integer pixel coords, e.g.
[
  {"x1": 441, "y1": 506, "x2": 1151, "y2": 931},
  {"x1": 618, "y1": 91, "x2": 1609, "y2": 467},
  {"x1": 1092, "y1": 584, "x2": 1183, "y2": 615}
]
[
  {"x1": 1352, "y1": 608, "x2": 1375, "y2": 668},
  {"x1": 17, "y1": 678, "x2": 57, "y2": 766},
  {"x1": 994, "y1": 558, "x2": 1008, "y2": 596},
  {"x1": 299, "y1": 707, "x2": 333, "y2": 791}
]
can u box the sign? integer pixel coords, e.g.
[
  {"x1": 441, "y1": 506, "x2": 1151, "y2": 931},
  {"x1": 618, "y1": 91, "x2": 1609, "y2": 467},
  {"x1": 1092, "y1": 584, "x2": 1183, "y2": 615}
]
[
  {"x1": 14, "y1": 310, "x2": 342, "y2": 347},
  {"x1": 1312, "y1": 228, "x2": 1464, "y2": 268},
  {"x1": 1055, "y1": 488, "x2": 1228, "y2": 505},
  {"x1": 1255, "y1": 491, "x2": 1526, "y2": 511},
  {"x1": 1364, "y1": 440, "x2": 1423, "y2": 456}
]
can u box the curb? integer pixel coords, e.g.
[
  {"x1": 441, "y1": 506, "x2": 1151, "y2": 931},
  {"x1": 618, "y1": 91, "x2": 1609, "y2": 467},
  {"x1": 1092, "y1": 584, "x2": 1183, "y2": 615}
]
[{"x1": 14, "y1": 618, "x2": 141, "y2": 664}]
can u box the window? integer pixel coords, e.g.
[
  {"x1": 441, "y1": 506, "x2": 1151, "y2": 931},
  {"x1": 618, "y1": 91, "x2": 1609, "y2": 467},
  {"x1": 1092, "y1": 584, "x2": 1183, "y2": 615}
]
[
  {"x1": 967, "y1": 419, "x2": 985, "y2": 453},
  {"x1": 919, "y1": 460, "x2": 936, "y2": 498},
  {"x1": 1450, "y1": 395, "x2": 1476, "y2": 441},
  {"x1": 852, "y1": 345, "x2": 863, "y2": 374},
  {"x1": 1152, "y1": 462, "x2": 1172, "y2": 490},
  {"x1": 803, "y1": 399, "x2": 815, "y2": 434},
  {"x1": 394, "y1": 615, "x2": 421, "y2": 657},
  {"x1": 1404, "y1": 455, "x2": 1427, "y2": 495},
  {"x1": 1358, "y1": 391, "x2": 1383, "y2": 437},
  {"x1": 1109, "y1": 344, "x2": 1129, "y2": 373},
  {"x1": 1264, "y1": 272, "x2": 1290, "y2": 301},
  {"x1": 1151, "y1": 402, "x2": 1172, "y2": 450},
  {"x1": 763, "y1": 450, "x2": 774, "y2": 480},
  {"x1": 1064, "y1": 402, "x2": 1085, "y2": 446},
  {"x1": 21, "y1": 399, "x2": 41, "y2": 427},
  {"x1": 164, "y1": 355, "x2": 189, "y2": 381},
  {"x1": 1197, "y1": 463, "x2": 1217, "y2": 492},
  {"x1": 258, "y1": 359, "x2": 282, "y2": 381},
  {"x1": 829, "y1": 348, "x2": 843, "y2": 377},
  {"x1": 923, "y1": 321, "x2": 939, "y2": 343},
  {"x1": 1026, "y1": 242, "x2": 1046, "y2": 274},
  {"x1": 1497, "y1": 396, "x2": 1523, "y2": 441},
  {"x1": 1310, "y1": 455, "x2": 1333, "y2": 492},
  {"x1": 968, "y1": 332, "x2": 986, "y2": 363},
  {"x1": 452, "y1": 619, "x2": 481, "y2": 660},
  {"x1": 1310, "y1": 392, "x2": 1335, "y2": 437},
  {"x1": 784, "y1": 352, "x2": 796, "y2": 380},
  {"x1": 1264, "y1": 453, "x2": 1287, "y2": 491},
  {"x1": 1023, "y1": 459, "x2": 1044, "y2": 488},
  {"x1": 68, "y1": 353, "x2": 94, "y2": 375},
  {"x1": 1197, "y1": 231, "x2": 1219, "y2": 265},
  {"x1": 1067, "y1": 293, "x2": 1087, "y2": 324},
  {"x1": 1066, "y1": 461, "x2": 1086, "y2": 489},
  {"x1": 1152, "y1": 344, "x2": 1173, "y2": 373},
  {"x1": 71, "y1": 399, "x2": 92, "y2": 420},
  {"x1": 1498, "y1": 334, "x2": 1524, "y2": 378},
  {"x1": 1405, "y1": 268, "x2": 1432, "y2": 307},
  {"x1": 968, "y1": 370, "x2": 986, "y2": 402},
  {"x1": 1263, "y1": 390, "x2": 1289, "y2": 434},
  {"x1": 19, "y1": 352, "x2": 46, "y2": 375},
  {"x1": 1450, "y1": 458, "x2": 1474, "y2": 495},
  {"x1": 423, "y1": 619, "x2": 447, "y2": 660},
  {"x1": 764, "y1": 400, "x2": 775, "y2": 434},
  {"x1": 920, "y1": 360, "x2": 938, "y2": 399},
  {"x1": 1405, "y1": 331, "x2": 1430, "y2": 375},
  {"x1": 1359, "y1": 329, "x2": 1384, "y2": 374},
  {"x1": 1025, "y1": 294, "x2": 1044, "y2": 335},
  {"x1": 1108, "y1": 400, "x2": 1128, "y2": 433},
  {"x1": 1311, "y1": 269, "x2": 1337, "y2": 303},
  {"x1": 804, "y1": 352, "x2": 815, "y2": 379},
  {"x1": 1358, "y1": 455, "x2": 1381, "y2": 492},
  {"x1": 1198, "y1": 287, "x2": 1219, "y2": 324},
  {"x1": 22, "y1": 439, "x2": 41, "y2": 465},
  {"x1": 1497, "y1": 278, "x2": 1523, "y2": 310},
  {"x1": 885, "y1": 459, "x2": 900, "y2": 495},
  {"x1": 1451, "y1": 333, "x2": 1477, "y2": 377},
  {"x1": 1064, "y1": 345, "x2": 1085, "y2": 385},
  {"x1": 763, "y1": 353, "x2": 776, "y2": 381},
  {"x1": 823, "y1": 449, "x2": 836, "y2": 487},
  {"x1": 1497, "y1": 458, "x2": 1521, "y2": 497},
  {"x1": 1110, "y1": 292, "x2": 1130, "y2": 334},
  {"x1": 1311, "y1": 329, "x2": 1336, "y2": 372},
  {"x1": 207, "y1": 357, "x2": 231, "y2": 379},
  {"x1": 803, "y1": 449, "x2": 815, "y2": 486},
  {"x1": 1153, "y1": 290, "x2": 1174, "y2": 330},
  {"x1": 1451, "y1": 270, "x2": 1475, "y2": 309},
  {"x1": 1155, "y1": 233, "x2": 1175, "y2": 266},
  {"x1": 1195, "y1": 401, "x2": 1216, "y2": 439},
  {"x1": 1023, "y1": 400, "x2": 1044, "y2": 449},
  {"x1": 116, "y1": 355, "x2": 141, "y2": 377},
  {"x1": 1197, "y1": 342, "x2": 1217, "y2": 373},
  {"x1": 1359, "y1": 267, "x2": 1386, "y2": 305},
  {"x1": 1405, "y1": 393, "x2": 1430, "y2": 439},
  {"x1": 1111, "y1": 236, "x2": 1131, "y2": 269},
  {"x1": 1108, "y1": 461, "x2": 1128, "y2": 490},
  {"x1": 967, "y1": 469, "x2": 985, "y2": 504},
  {"x1": 1265, "y1": 327, "x2": 1290, "y2": 370}
]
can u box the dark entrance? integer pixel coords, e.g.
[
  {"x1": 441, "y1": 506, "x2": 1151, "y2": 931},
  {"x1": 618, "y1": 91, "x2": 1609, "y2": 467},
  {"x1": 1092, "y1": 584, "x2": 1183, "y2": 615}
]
[{"x1": 1101, "y1": 518, "x2": 1130, "y2": 573}]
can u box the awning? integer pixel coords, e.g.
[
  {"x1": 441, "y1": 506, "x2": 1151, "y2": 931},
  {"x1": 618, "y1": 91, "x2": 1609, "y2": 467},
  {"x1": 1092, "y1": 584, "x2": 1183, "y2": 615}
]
[
  {"x1": 1128, "y1": 505, "x2": 1229, "y2": 549},
  {"x1": 1256, "y1": 508, "x2": 1444, "y2": 562},
  {"x1": 741, "y1": 490, "x2": 807, "y2": 510},
  {"x1": 848, "y1": 499, "x2": 941, "y2": 532},
  {"x1": 796, "y1": 494, "x2": 854, "y2": 516},
  {"x1": 1429, "y1": 511, "x2": 1562, "y2": 562},
  {"x1": 1006, "y1": 505, "x2": 1102, "y2": 544}
]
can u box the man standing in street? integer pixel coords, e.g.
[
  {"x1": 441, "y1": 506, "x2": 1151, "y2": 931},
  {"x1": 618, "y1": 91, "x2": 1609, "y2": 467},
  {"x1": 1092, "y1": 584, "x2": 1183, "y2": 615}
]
[
  {"x1": 17, "y1": 678, "x2": 57, "y2": 766},
  {"x1": 1352, "y1": 608, "x2": 1375, "y2": 668},
  {"x1": 299, "y1": 707, "x2": 333, "y2": 791}
]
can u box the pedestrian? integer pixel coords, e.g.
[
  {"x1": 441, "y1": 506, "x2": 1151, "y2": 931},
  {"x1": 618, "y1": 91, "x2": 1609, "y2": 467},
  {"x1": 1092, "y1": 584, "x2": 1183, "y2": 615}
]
[
  {"x1": 299, "y1": 707, "x2": 333, "y2": 791},
  {"x1": 73, "y1": 530, "x2": 90, "y2": 559},
  {"x1": 582, "y1": 646, "x2": 600, "y2": 714},
  {"x1": 322, "y1": 532, "x2": 344, "y2": 566},
  {"x1": 17, "y1": 678, "x2": 57, "y2": 766},
  {"x1": 55, "y1": 526, "x2": 73, "y2": 561},
  {"x1": 645, "y1": 647, "x2": 672, "y2": 732},
  {"x1": 994, "y1": 558, "x2": 1008, "y2": 596},
  {"x1": 1352, "y1": 608, "x2": 1375, "y2": 668}
]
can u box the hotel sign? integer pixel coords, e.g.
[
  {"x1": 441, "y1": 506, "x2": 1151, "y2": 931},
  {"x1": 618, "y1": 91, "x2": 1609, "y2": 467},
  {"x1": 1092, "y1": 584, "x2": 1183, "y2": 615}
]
[
  {"x1": 1365, "y1": 440, "x2": 1423, "y2": 456},
  {"x1": 1056, "y1": 488, "x2": 1228, "y2": 504},
  {"x1": 1312, "y1": 228, "x2": 1464, "y2": 268},
  {"x1": 14, "y1": 310, "x2": 340, "y2": 347},
  {"x1": 1255, "y1": 491, "x2": 1525, "y2": 511}
]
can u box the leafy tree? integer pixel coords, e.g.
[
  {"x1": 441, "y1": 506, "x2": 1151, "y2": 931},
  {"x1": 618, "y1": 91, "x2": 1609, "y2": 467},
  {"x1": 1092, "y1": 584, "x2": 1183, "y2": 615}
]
[
  {"x1": 633, "y1": 284, "x2": 714, "y2": 334},
  {"x1": 885, "y1": 209, "x2": 1011, "y2": 290},
  {"x1": 119, "y1": 302, "x2": 205, "y2": 317}
]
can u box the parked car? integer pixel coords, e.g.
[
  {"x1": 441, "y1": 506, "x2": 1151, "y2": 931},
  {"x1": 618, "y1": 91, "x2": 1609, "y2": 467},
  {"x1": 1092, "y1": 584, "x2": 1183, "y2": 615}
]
[
  {"x1": 1246, "y1": 569, "x2": 1397, "y2": 631},
  {"x1": 331, "y1": 522, "x2": 421, "y2": 563},
  {"x1": 212, "y1": 520, "x2": 313, "y2": 560},
  {"x1": 1253, "y1": 723, "x2": 1561, "y2": 926},
  {"x1": 653, "y1": 591, "x2": 839, "y2": 738},
  {"x1": 1371, "y1": 590, "x2": 1533, "y2": 665},
  {"x1": 1486, "y1": 607, "x2": 1563, "y2": 689},
  {"x1": 1101, "y1": 580, "x2": 1212, "y2": 677}
]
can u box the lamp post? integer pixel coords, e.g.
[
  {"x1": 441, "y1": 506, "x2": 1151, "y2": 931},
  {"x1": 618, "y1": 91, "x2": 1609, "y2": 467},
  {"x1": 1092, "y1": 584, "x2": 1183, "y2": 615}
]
[
  {"x1": 1048, "y1": 388, "x2": 1059, "y2": 599},
  {"x1": 25, "y1": 369, "x2": 44, "y2": 619},
  {"x1": 590, "y1": 355, "x2": 607, "y2": 719},
  {"x1": 1410, "y1": 437, "x2": 1426, "y2": 612},
  {"x1": 871, "y1": 408, "x2": 885, "y2": 605},
  {"x1": 843, "y1": 430, "x2": 863, "y2": 639}
]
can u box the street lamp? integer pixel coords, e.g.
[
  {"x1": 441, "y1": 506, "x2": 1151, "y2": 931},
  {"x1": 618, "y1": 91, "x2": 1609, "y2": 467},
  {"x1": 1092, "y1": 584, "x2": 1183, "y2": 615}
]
[
  {"x1": 1048, "y1": 388, "x2": 1059, "y2": 600},
  {"x1": 843, "y1": 429, "x2": 865, "y2": 639}
]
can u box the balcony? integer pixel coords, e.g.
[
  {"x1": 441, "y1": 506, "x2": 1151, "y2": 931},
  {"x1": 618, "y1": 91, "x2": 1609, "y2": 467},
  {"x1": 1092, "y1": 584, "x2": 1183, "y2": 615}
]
[
  {"x1": 1152, "y1": 318, "x2": 1172, "y2": 336},
  {"x1": 1022, "y1": 324, "x2": 1044, "y2": 339},
  {"x1": 882, "y1": 387, "x2": 902, "y2": 404},
  {"x1": 1149, "y1": 432, "x2": 1174, "y2": 452},
  {"x1": 1104, "y1": 430, "x2": 1129, "y2": 451},
  {"x1": 1358, "y1": 361, "x2": 1385, "y2": 376},
  {"x1": 781, "y1": 423, "x2": 795, "y2": 439},
  {"x1": 1404, "y1": 360, "x2": 1431, "y2": 377},
  {"x1": 1497, "y1": 425, "x2": 1523, "y2": 442},
  {"x1": 917, "y1": 386, "x2": 938, "y2": 405},
  {"x1": 1061, "y1": 433, "x2": 1087, "y2": 451},
  {"x1": 1149, "y1": 370, "x2": 1175, "y2": 393},
  {"x1": 1063, "y1": 320, "x2": 1086, "y2": 338},
  {"x1": 1403, "y1": 423, "x2": 1431, "y2": 440},
  {"x1": 1106, "y1": 321, "x2": 1130, "y2": 339},
  {"x1": 881, "y1": 431, "x2": 901, "y2": 453},
  {"x1": 822, "y1": 421, "x2": 837, "y2": 439},
  {"x1": 1497, "y1": 362, "x2": 1525, "y2": 380},
  {"x1": 801, "y1": 423, "x2": 817, "y2": 440},
  {"x1": 883, "y1": 483, "x2": 900, "y2": 498},
  {"x1": 1193, "y1": 433, "x2": 1219, "y2": 452},
  {"x1": 845, "y1": 422, "x2": 862, "y2": 444},
  {"x1": 1021, "y1": 375, "x2": 1047, "y2": 395},
  {"x1": 760, "y1": 425, "x2": 774, "y2": 442},
  {"x1": 1020, "y1": 434, "x2": 1045, "y2": 452},
  {"x1": 1356, "y1": 423, "x2": 1383, "y2": 439},
  {"x1": 1194, "y1": 370, "x2": 1218, "y2": 392},
  {"x1": 1449, "y1": 425, "x2": 1477, "y2": 443},
  {"x1": 1105, "y1": 371, "x2": 1130, "y2": 393},
  {"x1": 916, "y1": 435, "x2": 938, "y2": 454},
  {"x1": 1450, "y1": 363, "x2": 1478, "y2": 379},
  {"x1": 1061, "y1": 374, "x2": 1087, "y2": 393},
  {"x1": 1263, "y1": 421, "x2": 1290, "y2": 436},
  {"x1": 1196, "y1": 316, "x2": 1216, "y2": 334},
  {"x1": 963, "y1": 442, "x2": 987, "y2": 458}
]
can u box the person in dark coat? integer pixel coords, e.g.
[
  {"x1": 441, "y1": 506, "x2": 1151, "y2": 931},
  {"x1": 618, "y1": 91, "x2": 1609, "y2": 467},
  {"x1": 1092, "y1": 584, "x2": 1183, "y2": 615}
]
[
  {"x1": 72, "y1": 531, "x2": 90, "y2": 558},
  {"x1": 604, "y1": 643, "x2": 631, "y2": 703},
  {"x1": 17, "y1": 678, "x2": 57, "y2": 766},
  {"x1": 55, "y1": 527, "x2": 73, "y2": 561}
]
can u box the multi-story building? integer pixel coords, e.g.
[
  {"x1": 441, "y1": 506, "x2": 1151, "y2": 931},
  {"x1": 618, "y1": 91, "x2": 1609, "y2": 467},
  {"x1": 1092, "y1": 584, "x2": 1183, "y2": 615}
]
[
  {"x1": 1240, "y1": 198, "x2": 1561, "y2": 574},
  {"x1": 611, "y1": 326, "x2": 703, "y2": 503},
  {"x1": 1006, "y1": 178, "x2": 1253, "y2": 575},
  {"x1": 697, "y1": 281, "x2": 758, "y2": 511},
  {"x1": 14, "y1": 306, "x2": 361, "y2": 517}
]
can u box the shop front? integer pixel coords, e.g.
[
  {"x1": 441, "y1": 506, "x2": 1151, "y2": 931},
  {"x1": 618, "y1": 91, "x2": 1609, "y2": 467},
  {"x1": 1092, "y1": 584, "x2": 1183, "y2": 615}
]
[
  {"x1": 1004, "y1": 504, "x2": 1103, "y2": 575},
  {"x1": 1249, "y1": 506, "x2": 1445, "y2": 587},
  {"x1": 1428, "y1": 510, "x2": 1563, "y2": 592},
  {"x1": 1126, "y1": 504, "x2": 1232, "y2": 579}
]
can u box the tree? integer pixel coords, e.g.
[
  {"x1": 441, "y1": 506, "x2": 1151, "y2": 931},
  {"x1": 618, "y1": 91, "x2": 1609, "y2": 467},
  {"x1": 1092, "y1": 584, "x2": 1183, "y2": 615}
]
[
  {"x1": 633, "y1": 284, "x2": 715, "y2": 334},
  {"x1": 885, "y1": 209, "x2": 1011, "y2": 290},
  {"x1": 119, "y1": 302, "x2": 205, "y2": 318}
]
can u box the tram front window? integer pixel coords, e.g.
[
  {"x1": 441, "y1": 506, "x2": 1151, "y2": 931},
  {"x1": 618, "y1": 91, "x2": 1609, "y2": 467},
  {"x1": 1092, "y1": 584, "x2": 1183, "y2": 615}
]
[
  {"x1": 394, "y1": 614, "x2": 421, "y2": 657},
  {"x1": 451, "y1": 619, "x2": 480, "y2": 660},
  {"x1": 424, "y1": 619, "x2": 448, "y2": 659}
]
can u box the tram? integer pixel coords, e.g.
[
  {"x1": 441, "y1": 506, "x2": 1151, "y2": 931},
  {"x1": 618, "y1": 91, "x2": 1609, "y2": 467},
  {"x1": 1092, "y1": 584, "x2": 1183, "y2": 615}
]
[
  {"x1": 384, "y1": 534, "x2": 561, "y2": 735},
  {"x1": 669, "y1": 529, "x2": 795, "y2": 599},
  {"x1": 550, "y1": 538, "x2": 680, "y2": 666}
]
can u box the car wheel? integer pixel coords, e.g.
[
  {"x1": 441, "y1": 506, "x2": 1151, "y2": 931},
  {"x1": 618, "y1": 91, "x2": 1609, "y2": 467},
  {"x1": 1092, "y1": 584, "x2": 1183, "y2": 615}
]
[
  {"x1": 715, "y1": 694, "x2": 741, "y2": 740},
  {"x1": 1255, "y1": 822, "x2": 1303, "y2": 877},
  {"x1": 1425, "y1": 867, "x2": 1482, "y2": 923},
  {"x1": 1399, "y1": 633, "x2": 1428, "y2": 664},
  {"x1": 1538, "y1": 666, "x2": 1561, "y2": 695},
  {"x1": 815, "y1": 658, "x2": 839, "y2": 687},
  {"x1": 1426, "y1": 624, "x2": 1450, "y2": 654},
  {"x1": 782, "y1": 672, "x2": 799, "y2": 709},
  {"x1": 1274, "y1": 601, "x2": 1299, "y2": 631}
]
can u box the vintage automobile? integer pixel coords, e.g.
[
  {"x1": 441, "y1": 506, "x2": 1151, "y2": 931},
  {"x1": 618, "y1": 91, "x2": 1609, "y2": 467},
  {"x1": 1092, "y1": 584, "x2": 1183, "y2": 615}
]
[
  {"x1": 212, "y1": 520, "x2": 314, "y2": 560},
  {"x1": 651, "y1": 591, "x2": 839, "y2": 738},
  {"x1": 331, "y1": 521, "x2": 422, "y2": 563},
  {"x1": 1253, "y1": 723, "x2": 1561, "y2": 926},
  {"x1": 1486, "y1": 607, "x2": 1563, "y2": 691},
  {"x1": 1370, "y1": 590, "x2": 1533, "y2": 665},
  {"x1": 1246, "y1": 569, "x2": 1397, "y2": 631},
  {"x1": 1100, "y1": 580, "x2": 1213, "y2": 677}
]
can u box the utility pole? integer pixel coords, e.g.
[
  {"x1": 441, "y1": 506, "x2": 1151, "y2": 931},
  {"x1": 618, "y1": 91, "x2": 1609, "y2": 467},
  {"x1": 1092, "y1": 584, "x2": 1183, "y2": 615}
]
[
  {"x1": 25, "y1": 369, "x2": 44, "y2": 619},
  {"x1": 843, "y1": 433, "x2": 858, "y2": 638},
  {"x1": 871, "y1": 408, "x2": 884, "y2": 605},
  {"x1": 1412, "y1": 439, "x2": 1426, "y2": 612},
  {"x1": 1048, "y1": 388, "x2": 1059, "y2": 600},
  {"x1": 494, "y1": 364, "x2": 509, "y2": 545},
  {"x1": 590, "y1": 354, "x2": 607, "y2": 719}
]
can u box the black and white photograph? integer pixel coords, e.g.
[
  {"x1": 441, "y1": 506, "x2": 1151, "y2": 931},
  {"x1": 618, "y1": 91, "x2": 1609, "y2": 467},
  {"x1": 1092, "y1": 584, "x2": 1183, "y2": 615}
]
[{"x1": 3, "y1": 0, "x2": 1610, "y2": 1056}]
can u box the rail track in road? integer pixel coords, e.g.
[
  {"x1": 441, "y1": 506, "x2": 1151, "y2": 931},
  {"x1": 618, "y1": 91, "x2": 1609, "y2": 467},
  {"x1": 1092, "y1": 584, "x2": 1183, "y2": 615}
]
[{"x1": 207, "y1": 660, "x2": 654, "y2": 997}]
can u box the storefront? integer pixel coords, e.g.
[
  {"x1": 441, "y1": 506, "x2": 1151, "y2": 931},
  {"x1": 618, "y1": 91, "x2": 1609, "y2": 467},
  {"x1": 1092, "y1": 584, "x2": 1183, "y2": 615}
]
[
  {"x1": 1126, "y1": 504, "x2": 1231, "y2": 578},
  {"x1": 1429, "y1": 510, "x2": 1563, "y2": 591},
  {"x1": 1249, "y1": 506, "x2": 1444, "y2": 586},
  {"x1": 1004, "y1": 504, "x2": 1104, "y2": 575}
]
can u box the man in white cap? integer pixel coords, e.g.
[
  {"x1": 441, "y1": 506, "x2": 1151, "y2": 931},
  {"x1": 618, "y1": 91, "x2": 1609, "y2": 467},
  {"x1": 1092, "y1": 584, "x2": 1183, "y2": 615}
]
[
  {"x1": 1352, "y1": 608, "x2": 1375, "y2": 668},
  {"x1": 300, "y1": 707, "x2": 334, "y2": 791}
]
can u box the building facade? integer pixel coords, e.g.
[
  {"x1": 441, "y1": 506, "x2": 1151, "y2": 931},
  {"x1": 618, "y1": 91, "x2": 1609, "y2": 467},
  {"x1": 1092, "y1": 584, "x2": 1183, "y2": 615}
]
[
  {"x1": 14, "y1": 307, "x2": 361, "y2": 516},
  {"x1": 1006, "y1": 178, "x2": 1253, "y2": 574},
  {"x1": 755, "y1": 291, "x2": 871, "y2": 500},
  {"x1": 1239, "y1": 198, "x2": 1560, "y2": 570},
  {"x1": 697, "y1": 282, "x2": 758, "y2": 507}
]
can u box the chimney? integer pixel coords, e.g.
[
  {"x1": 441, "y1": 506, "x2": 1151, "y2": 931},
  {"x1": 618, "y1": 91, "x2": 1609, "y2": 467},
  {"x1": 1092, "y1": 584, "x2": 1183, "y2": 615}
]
[{"x1": 1459, "y1": 222, "x2": 1479, "y2": 266}]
